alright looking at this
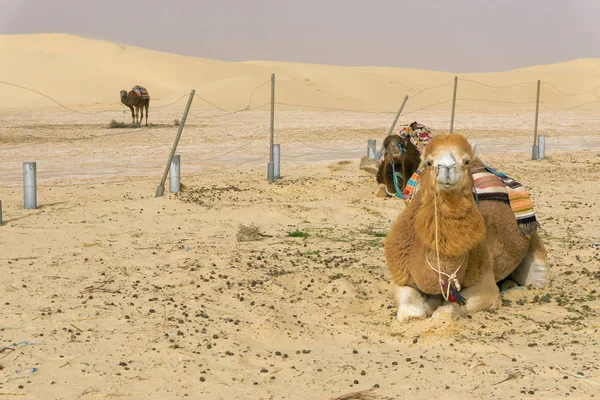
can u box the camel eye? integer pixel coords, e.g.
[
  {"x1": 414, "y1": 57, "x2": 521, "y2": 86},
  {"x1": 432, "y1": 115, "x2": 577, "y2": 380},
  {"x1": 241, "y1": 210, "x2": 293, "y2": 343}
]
[
  {"x1": 464, "y1": 160, "x2": 471, "y2": 165},
  {"x1": 426, "y1": 160, "x2": 433, "y2": 167}
]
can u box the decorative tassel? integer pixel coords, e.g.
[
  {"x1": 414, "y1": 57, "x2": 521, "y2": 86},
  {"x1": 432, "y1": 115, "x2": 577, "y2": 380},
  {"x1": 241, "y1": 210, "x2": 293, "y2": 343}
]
[{"x1": 449, "y1": 287, "x2": 468, "y2": 306}]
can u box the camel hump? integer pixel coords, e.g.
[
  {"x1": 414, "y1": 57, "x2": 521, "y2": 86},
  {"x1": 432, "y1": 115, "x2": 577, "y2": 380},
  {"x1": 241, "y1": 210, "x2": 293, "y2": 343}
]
[{"x1": 132, "y1": 85, "x2": 150, "y2": 99}]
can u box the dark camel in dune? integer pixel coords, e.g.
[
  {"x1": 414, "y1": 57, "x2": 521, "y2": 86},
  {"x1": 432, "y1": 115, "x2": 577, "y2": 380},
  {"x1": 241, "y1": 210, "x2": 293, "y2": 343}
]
[{"x1": 120, "y1": 86, "x2": 150, "y2": 126}]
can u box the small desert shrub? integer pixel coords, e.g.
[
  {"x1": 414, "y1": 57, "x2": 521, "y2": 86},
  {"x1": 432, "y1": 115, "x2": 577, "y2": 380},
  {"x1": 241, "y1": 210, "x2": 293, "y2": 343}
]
[
  {"x1": 236, "y1": 224, "x2": 266, "y2": 242},
  {"x1": 287, "y1": 230, "x2": 309, "y2": 238},
  {"x1": 329, "y1": 273, "x2": 347, "y2": 281},
  {"x1": 109, "y1": 119, "x2": 138, "y2": 129},
  {"x1": 173, "y1": 119, "x2": 181, "y2": 127},
  {"x1": 328, "y1": 160, "x2": 352, "y2": 171}
]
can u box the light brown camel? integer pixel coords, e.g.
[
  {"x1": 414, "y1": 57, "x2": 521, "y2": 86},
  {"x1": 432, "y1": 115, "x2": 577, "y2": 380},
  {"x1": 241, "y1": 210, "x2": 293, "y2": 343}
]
[
  {"x1": 120, "y1": 86, "x2": 150, "y2": 126},
  {"x1": 384, "y1": 134, "x2": 549, "y2": 321}
]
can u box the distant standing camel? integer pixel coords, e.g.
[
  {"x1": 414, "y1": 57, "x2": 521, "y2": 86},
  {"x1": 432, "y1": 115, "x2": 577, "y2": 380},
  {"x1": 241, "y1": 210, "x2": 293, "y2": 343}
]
[{"x1": 120, "y1": 85, "x2": 150, "y2": 126}]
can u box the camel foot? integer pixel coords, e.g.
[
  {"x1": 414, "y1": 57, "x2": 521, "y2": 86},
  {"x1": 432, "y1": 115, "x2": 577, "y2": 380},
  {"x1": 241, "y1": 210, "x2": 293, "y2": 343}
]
[
  {"x1": 431, "y1": 303, "x2": 462, "y2": 321},
  {"x1": 395, "y1": 286, "x2": 440, "y2": 323},
  {"x1": 397, "y1": 304, "x2": 427, "y2": 322}
]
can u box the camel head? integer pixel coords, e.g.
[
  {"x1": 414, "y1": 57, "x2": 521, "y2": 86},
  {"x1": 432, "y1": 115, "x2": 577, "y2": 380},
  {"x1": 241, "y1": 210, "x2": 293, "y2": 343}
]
[
  {"x1": 120, "y1": 90, "x2": 129, "y2": 105},
  {"x1": 421, "y1": 134, "x2": 475, "y2": 194},
  {"x1": 382, "y1": 134, "x2": 411, "y2": 164}
]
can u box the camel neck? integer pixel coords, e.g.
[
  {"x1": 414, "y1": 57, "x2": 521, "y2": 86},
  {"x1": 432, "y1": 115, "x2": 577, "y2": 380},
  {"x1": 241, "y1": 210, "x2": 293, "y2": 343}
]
[{"x1": 413, "y1": 189, "x2": 486, "y2": 258}]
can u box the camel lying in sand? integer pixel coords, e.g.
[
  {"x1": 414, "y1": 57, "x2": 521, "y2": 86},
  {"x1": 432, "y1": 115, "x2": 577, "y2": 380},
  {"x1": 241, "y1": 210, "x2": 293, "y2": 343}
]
[
  {"x1": 375, "y1": 134, "x2": 421, "y2": 198},
  {"x1": 375, "y1": 122, "x2": 433, "y2": 198},
  {"x1": 120, "y1": 85, "x2": 150, "y2": 126},
  {"x1": 384, "y1": 134, "x2": 549, "y2": 321}
]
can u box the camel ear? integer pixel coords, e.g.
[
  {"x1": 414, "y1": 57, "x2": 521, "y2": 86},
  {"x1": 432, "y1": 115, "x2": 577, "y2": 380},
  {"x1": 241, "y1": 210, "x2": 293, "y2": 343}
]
[{"x1": 471, "y1": 141, "x2": 479, "y2": 158}]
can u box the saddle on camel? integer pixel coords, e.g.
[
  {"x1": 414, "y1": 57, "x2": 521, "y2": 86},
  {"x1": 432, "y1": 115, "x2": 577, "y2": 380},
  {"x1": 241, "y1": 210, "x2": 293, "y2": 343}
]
[{"x1": 383, "y1": 129, "x2": 550, "y2": 322}]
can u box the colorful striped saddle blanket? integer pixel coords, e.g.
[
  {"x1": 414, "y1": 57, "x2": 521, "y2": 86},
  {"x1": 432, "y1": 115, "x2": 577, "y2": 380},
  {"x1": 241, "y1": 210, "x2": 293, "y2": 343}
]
[
  {"x1": 402, "y1": 161, "x2": 538, "y2": 236},
  {"x1": 131, "y1": 85, "x2": 150, "y2": 99},
  {"x1": 400, "y1": 121, "x2": 434, "y2": 153}
]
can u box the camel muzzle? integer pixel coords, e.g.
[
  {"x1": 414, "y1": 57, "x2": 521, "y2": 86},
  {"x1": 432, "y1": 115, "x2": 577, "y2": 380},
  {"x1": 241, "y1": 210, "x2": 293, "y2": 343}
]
[
  {"x1": 435, "y1": 151, "x2": 459, "y2": 188},
  {"x1": 386, "y1": 142, "x2": 403, "y2": 161}
]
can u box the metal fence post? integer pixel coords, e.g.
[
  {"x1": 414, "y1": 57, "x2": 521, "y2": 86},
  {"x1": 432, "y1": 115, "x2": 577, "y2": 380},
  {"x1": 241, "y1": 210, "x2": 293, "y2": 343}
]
[
  {"x1": 156, "y1": 89, "x2": 194, "y2": 197},
  {"x1": 450, "y1": 76, "x2": 458, "y2": 133},
  {"x1": 386, "y1": 95, "x2": 409, "y2": 137},
  {"x1": 268, "y1": 74, "x2": 276, "y2": 182},
  {"x1": 532, "y1": 80, "x2": 541, "y2": 160},
  {"x1": 378, "y1": 95, "x2": 409, "y2": 157}
]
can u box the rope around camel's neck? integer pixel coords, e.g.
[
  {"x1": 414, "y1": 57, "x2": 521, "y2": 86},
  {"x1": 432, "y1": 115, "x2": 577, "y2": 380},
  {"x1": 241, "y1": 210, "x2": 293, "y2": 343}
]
[{"x1": 427, "y1": 184, "x2": 471, "y2": 305}]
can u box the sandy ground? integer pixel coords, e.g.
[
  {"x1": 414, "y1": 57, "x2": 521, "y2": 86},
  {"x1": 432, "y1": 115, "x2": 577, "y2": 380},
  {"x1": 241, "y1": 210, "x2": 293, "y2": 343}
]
[{"x1": 0, "y1": 107, "x2": 599, "y2": 399}]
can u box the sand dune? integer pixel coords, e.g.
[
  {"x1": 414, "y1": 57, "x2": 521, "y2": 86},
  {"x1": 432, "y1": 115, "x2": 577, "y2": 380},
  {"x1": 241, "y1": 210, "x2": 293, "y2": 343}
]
[{"x1": 1, "y1": 33, "x2": 599, "y2": 111}]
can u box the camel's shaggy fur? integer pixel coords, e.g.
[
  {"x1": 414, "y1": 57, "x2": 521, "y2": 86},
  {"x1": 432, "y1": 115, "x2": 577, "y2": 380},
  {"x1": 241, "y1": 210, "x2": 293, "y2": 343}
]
[
  {"x1": 384, "y1": 134, "x2": 549, "y2": 321},
  {"x1": 375, "y1": 134, "x2": 421, "y2": 197},
  {"x1": 120, "y1": 87, "x2": 150, "y2": 126}
]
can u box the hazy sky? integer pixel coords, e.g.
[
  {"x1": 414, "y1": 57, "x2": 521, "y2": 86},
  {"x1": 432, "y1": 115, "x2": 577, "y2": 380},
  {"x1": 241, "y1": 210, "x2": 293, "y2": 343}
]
[{"x1": 1, "y1": 0, "x2": 599, "y2": 72}]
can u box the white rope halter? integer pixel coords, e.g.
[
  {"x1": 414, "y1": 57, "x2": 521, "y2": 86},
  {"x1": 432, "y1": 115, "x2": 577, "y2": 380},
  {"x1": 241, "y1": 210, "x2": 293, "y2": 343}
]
[
  {"x1": 429, "y1": 172, "x2": 466, "y2": 303},
  {"x1": 426, "y1": 252, "x2": 466, "y2": 301}
]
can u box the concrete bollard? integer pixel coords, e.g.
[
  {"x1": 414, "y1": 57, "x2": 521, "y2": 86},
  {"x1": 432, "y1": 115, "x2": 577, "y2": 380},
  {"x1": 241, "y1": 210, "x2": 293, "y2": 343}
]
[
  {"x1": 23, "y1": 162, "x2": 37, "y2": 209},
  {"x1": 538, "y1": 135, "x2": 545, "y2": 159},
  {"x1": 273, "y1": 144, "x2": 280, "y2": 180},
  {"x1": 367, "y1": 139, "x2": 376, "y2": 160},
  {"x1": 267, "y1": 162, "x2": 275, "y2": 182},
  {"x1": 531, "y1": 145, "x2": 539, "y2": 161},
  {"x1": 169, "y1": 154, "x2": 181, "y2": 193}
]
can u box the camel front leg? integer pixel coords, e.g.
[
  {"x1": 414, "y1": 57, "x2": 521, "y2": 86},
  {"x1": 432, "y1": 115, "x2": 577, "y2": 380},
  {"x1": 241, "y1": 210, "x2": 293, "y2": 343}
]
[
  {"x1": 431, "y1": 266, "x2": 499, "y2": 320},
  {"x1": 128, "y1": 106, "x2": 135, "y2": 125},
  {"x1": 135, "y1": 106, "x2": 140, "y2": 125},
  {"x1": 145, "y1": 102, "x2": 149, "y2": 126},
  {"x1": 395, "y1": 286, "x2": 443, "y2": 322}
]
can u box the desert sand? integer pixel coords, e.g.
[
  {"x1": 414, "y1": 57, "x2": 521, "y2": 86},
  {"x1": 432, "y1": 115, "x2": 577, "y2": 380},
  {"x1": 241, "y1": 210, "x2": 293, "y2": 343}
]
[{"x1": 1, "y1": 34, "x2": 599, "y2": 399}]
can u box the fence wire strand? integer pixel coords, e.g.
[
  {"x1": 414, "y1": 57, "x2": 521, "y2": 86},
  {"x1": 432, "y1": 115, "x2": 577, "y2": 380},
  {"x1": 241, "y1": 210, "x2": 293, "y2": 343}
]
[
  {"x1": 542, "y1": 82, "x2": 600, "y2": 97},
  {"x1": 459, "y1": 79, "x2": 537, "y2": 89},
  {"x1": 2, "y1": 75, "x2": 600, "y2": 191}
]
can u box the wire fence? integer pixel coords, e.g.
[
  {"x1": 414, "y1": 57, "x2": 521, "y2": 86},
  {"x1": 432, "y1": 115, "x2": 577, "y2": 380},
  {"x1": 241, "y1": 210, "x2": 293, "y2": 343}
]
[{"x1": 1, "y1": 75, "x2": 600, "y2": 192}]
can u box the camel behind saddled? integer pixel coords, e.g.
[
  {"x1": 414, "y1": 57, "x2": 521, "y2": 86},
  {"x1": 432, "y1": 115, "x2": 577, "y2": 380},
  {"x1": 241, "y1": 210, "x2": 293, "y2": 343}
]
[
  {"x1": 375, "y1": 122, "x2": 433, "y2": 198},
  {"x1": 120, "y1": 86, "x2": 150, "y2": 126},
  {"x1": 375, "y1": 134, "x2": 421, "y2": 197},
  {"x1": 384, "y1": 134, "x2": 549, "y2": 321}
]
